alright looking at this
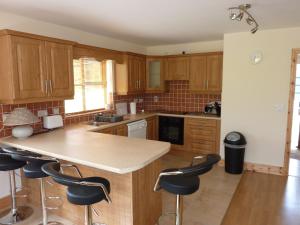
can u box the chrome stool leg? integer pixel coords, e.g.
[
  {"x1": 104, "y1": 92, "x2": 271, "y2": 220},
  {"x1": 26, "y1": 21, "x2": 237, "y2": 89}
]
[
  {"x1": 84, "y1": 205, "x2": 107, "y2": 225},
  {"x1": 0, "y1": 170, "x2": 33, "y2": 225},
  {"x1": 175, "y1": 195, "x2": 183, "y2": 225},
  {"x1": 38, "y1": 178, "x2": 63, "y2": 225}
]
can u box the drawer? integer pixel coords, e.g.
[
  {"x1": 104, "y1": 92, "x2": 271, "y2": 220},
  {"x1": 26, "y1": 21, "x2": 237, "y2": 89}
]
[
  {"x1": 190, "y1": 140, "x2": 216, "y2": 154},
  {"x1": 185, "y1": 118, "x2": 217, "y2": 127},
  {"x1": 188, "y1": 126, "x2": 216, "y2": 141}
]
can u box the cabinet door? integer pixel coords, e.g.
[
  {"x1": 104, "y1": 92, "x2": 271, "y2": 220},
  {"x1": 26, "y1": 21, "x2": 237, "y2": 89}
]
[
  {"x1": 189, "y1": 56, "x2": 207, "y2": 92},
  {"x1": 147, "y1": 117, "x2": 158, "y2": 140},
  {"x1": 146, "y1": 58, "x2": 164, "y2": 92},
  {"x1": 115, "y1": 124, "x2": 128, "y2": 136},
  {"x1": 166, "y1": 57, "x2": 189, "y2": 80},
  {"x1": 99, "y1": 127, "x2": 114, "y2": 134},
  {"x1": 127, "y1": 56, "x2": 139, "y2": 93},
  {"x1": 207, "y1": 55, "x2": 223, "y2": 92},
  {"x1": 45, "y1": 42, "x2": 74, "y2": 98},
  {"x1": 10, "y1": 36, "x2": 47, "y2": 99},
  {"x1": 138, "y1": 57, "x2": 146, "y2": 92}
]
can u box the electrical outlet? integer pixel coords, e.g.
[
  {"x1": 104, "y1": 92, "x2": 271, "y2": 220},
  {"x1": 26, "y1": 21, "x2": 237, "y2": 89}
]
[
  {"x1": 139, "y1": 98, "x2": 144, "y2": 103},
  {"x1": 2, "y1": 113, "x2": 10, "y2": 122},
  {"x1": 37, "y1": 110, "x2": 48, "y2": 117},
  {"x1": 52, "y1": 107, "x2": 60, "y2": 115},
  {"x1": 154, "y1": 96, "x2": 159, "y2": 103}
]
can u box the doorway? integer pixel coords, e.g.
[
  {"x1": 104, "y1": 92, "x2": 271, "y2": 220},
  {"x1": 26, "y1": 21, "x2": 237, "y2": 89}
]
[
  {"x1": 285, "y1": 49, "x2": 300, "y2": 176},
  {"x1": 290, "y1": 55, "x2": 300, "y2": 176}
]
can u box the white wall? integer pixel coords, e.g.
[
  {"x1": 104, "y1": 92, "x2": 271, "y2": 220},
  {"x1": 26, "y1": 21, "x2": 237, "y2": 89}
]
[
  {"x1": 221, "y1": 27, "x2": 300, "y2": 167},
  {"x1": 0, "y1": 11, "x2": 146, "y2": 54},
  {"x1": 146, "y1": 40, "x2": 223, "y2": 55}
]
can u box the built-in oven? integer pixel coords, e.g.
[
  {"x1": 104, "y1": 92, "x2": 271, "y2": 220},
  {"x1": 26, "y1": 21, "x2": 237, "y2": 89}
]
[{"x1": 159, "y1": 116, "x2": 184, "y2": 145}]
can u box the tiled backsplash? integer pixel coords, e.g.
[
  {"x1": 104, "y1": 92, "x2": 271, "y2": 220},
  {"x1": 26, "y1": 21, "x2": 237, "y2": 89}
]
[
  {"x1": 0, "y1": 81, "x2": 221, "y2": 138},
  {"x1": 0, "y1": 101, "x2": 65, "y2": 138},
  {"x1": 144, "y1": 81, "x2": 221, "y2": 112}
]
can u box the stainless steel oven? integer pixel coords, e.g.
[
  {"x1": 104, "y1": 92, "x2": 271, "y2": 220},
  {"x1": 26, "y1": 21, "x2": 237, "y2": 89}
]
[{"x1": 159, "y1": 116, "x2": 184, "y2": 145}]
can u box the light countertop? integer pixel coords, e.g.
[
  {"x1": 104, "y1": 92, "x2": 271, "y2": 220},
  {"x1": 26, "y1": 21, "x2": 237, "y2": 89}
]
[
  {"x1": 0, "y1": 124, "x2": 170, "y2": 174},
  {"x1": 0, "y1": 112, "x2": 219, "y2": 174},
  {"x1": 86, "y1": 112, "x2": 220, "y2": 132}
]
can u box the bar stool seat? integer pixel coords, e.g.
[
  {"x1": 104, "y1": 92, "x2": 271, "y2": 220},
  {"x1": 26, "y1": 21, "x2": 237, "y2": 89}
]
[
  {"x1": 67, "y1": 177, "x2": 110, "y2": 205},
  {"x1": 159, "y1": 170, "x2": 200, "y2": 195},
  {"x1": 23, "y1": 163, "x2": 50, "y2": 179},
  {"x1": 154, "y1": 154, "x2": 221, "y2": 225},
  {"x1": 0, "y1": 155, "x2": 26, "y2": 171}
]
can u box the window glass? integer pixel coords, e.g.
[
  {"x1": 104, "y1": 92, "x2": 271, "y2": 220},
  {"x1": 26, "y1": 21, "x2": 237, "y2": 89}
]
[{"x1": 65, "y1": 59, "x2": 113, "y2": 114}]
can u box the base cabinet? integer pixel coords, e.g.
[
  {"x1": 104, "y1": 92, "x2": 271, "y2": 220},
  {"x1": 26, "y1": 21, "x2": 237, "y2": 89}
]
[
  {"x1": 146, "y1": 116, "x2": 158, "y2": 140},
  {"x1": 99, "y1": 124, "x2": 128, "y2": 136},
  {"x1": 184, "y1": 118, "x2": 220, "y2": 154}
]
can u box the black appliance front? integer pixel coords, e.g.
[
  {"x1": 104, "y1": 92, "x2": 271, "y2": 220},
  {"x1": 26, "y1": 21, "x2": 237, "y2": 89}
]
[{"x1": 159, "y1": 116, "x2": 184, "y2": 145}]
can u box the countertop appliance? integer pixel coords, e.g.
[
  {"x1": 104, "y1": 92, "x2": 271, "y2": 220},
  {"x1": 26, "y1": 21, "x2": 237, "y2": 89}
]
[
  {"x1": 127, "y1": 120, "x2": 147, "y2": 139},
  {"x1": 116, "y1": 102, "x2": 128, "y2": 115},
  {"x1": 204, "y1": 101, "x2": 221, "y2": 116},
  {"x1": 43, "y1": 115, "x2": 63, "y2": 129},
  {"x1": 95, "y1": 113, "x2": 124, "y2": 123},
  {"x1": 159, "y1": 116, "x2": 184, "y2": 145}
]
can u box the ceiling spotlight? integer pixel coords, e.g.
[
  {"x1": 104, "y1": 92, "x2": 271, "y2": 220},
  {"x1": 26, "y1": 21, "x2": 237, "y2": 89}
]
[
  {"x1": 228, "y1": 4, "x2": 259, "y2": 34},
  {"x1": 230, "y1": 12, "x2": 237, "y2": 20},
  {"x1": 246, "y1": 17, "x2": 254, "y2": 25},
  {"x1": 235, "y1": 12, "x2": 244, "y2": 21},
  {"x1": 251, "y1": 27, "x2": 258, "y2": 34}
]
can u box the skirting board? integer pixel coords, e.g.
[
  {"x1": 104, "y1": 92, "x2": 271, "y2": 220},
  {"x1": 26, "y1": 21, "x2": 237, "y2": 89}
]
[{"x1": 218, "y1": 160, "x2": 284, "y2": 176}]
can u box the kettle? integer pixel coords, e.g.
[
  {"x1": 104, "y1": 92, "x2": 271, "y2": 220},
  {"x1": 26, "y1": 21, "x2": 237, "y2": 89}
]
[{"x1": 204, "y1": 101, "x2": 221, "y2": 116}]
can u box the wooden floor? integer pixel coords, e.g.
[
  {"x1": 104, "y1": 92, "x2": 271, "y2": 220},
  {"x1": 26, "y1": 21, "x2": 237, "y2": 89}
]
[{"x1": 221, "y1": 171, "x2": 300, "y2": 225}]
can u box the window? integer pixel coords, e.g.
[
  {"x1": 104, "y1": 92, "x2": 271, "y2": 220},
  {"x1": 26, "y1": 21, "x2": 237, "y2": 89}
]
[{"x1": 65, "y1": 58, "x2": 114, "y2": 114}]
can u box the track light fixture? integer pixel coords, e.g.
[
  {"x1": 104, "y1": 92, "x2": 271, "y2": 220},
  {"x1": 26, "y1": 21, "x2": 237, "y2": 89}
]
[{"x1": 228, "y1": 4, "x2": 259, "y2": 34}]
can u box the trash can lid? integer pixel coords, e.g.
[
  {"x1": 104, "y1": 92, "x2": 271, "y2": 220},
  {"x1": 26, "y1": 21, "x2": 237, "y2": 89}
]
[{"x1": 224, "y1": 131, "x2": 247, "y2": 145}]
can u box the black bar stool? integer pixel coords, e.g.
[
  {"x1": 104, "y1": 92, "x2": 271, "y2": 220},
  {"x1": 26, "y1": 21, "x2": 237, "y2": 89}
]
[
  {"x1": 0, "y1": 148, "x2": 33, "y2": 224},
  {"x1": 42, "y1": 161, "x2": 111, "y2": 225},
  {"x1": 4, "y1": 147, "x2": 63, "y2": 225},
  {"x1": 154, "y1": 154, "x2": 221, "y2": 225}
]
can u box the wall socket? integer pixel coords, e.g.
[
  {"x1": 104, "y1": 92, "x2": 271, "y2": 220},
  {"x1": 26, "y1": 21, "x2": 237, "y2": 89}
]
[
  {"x1": 52, "y1": 107, "x2": 60, "y2": 115},
  {"x1": 2, "y1": 113, "x2": 10, "y2": 122},
  {"x1": 154, "y1": 96, "x2": 159, "y2": 103}
]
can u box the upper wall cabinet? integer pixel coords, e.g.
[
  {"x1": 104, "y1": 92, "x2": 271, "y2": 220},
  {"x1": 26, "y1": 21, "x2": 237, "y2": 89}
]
[
  {"x1": 189, "y1": 53, "x2": 223, "y2": 93},
  {"x1": 165, "y1": 56, "x2": 190, "y2": 80},
  {"x1": 145, "y1": 57, "x2": 165, "y2": 93},
  {"x1": 115, "y1": 53, "x2": 146, "y2": 95},
  {"x1": 0, "y1": 30, "x2": 75, "y2": 104},
  {"x1": 45, "y1": 42, "x2": 74, "y2": 98}
]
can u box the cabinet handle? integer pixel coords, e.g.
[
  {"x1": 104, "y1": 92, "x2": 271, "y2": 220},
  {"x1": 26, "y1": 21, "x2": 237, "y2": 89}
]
[
  {"x1": 206, "y1": 80, "x2": 209, "y2": 89},
  {"x1": 49, "y1": 80, "x2": 53, "y2": 93},
  {"x1": 138, "y1": 80, "x2": 141, "y2": 89},
  {"x1": 45, "y1": 80, "x2": 48, "y2": 94},
  {"x1": 136, "y1": 80, "x2": 138, "y2": 89}
]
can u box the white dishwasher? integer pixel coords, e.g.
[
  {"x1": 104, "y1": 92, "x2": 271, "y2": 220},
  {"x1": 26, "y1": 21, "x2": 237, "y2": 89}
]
[{"x1": 127, "y1": 119, "x2": 147, "y2": 139}]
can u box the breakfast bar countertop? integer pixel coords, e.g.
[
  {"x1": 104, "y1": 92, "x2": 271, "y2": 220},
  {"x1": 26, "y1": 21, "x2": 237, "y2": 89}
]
[{"x1": 0, "y1": 123, "x2": 170, "y2": 174}]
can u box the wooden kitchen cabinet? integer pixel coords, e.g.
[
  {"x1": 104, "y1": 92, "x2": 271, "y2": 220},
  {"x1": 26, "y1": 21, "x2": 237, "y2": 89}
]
[
  {"x1": 0, "y1": 30, "x2": 75, "y2": 104},
  {"x1": 115, "y1": 53, "x2": 146, "y2": 95},
  {"x1": 99, "y1": 124, "x2": 128, "y2": 136},
  {"x1": 115, "y1": 124, "x2": 128, "y2": 136},
  {"x1": 145, "y1": 57, "x2": 165, "y2": 93},
  {"x1": 45, "y1": 42, "x2": 74, "y2": 98},
  {"x1": 165, "y1": 56, "x2": 189, "y2": 80},
  {"x1": 146, "y1": 116, "x2": 158, "y2": 140},
  {"x1": 9, "y1": 36, "x2": 47, "y2": 100},
  {"x1": 184, "y1": 118, "x2": 220, "y2": 154},
  {"x1": 189, "y1": 53, "x2": 223, "y2": 93}
]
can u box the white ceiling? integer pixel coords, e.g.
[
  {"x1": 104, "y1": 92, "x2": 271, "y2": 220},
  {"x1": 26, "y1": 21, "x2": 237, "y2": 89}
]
[{"x1": 0, "y1": 0, "x2": 300, "y2": 46}]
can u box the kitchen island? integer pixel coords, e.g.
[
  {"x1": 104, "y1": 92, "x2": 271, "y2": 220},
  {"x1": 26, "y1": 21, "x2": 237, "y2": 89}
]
[{"x1": 0, "y1": 124, "x2": 171, "y2": 225}]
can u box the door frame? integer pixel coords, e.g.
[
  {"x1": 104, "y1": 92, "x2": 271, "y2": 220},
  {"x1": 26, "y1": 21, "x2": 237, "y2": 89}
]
[{"x1": 283, "y1": 49, "x2": 300, "y2": 175}]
